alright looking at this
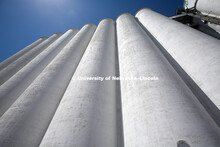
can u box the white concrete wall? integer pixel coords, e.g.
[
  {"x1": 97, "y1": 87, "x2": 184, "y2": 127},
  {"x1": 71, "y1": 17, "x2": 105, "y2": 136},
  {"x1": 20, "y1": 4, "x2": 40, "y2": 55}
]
[
  {"x1": 0, "y1": 33, "x2": 61, "y2": 85},
  {"x1": 116, "y1": 13, "x2": 220, "y2": 147},
  {"x1": 0, "y1": 28, "x2": 78, "y2": 117},
  {"x1": 0, "y1": 37, "x2": 47, "y2": 71},
  {"x1": 136, "y1": 8, "x2": 220, "y2": 126},
  {"x1": 0, "y1": 24, "x2": 96, "y2": 147},
  {"x1": 40, "y1": 18, "x2": 117, "y2": 147}
]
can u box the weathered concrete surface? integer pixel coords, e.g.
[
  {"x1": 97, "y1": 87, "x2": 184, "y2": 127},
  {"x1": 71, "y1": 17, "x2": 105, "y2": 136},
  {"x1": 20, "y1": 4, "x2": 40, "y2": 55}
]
[
  {"x1": 0, "y1": 28, "x2": 78, "y2": 117},
  {"x1": 0, "y1": 24, "x2": 96, "y2": 147},
  {"x1": 40, "y1": 19, "x2": 118, "y2": 147},
  {"x1": 0, "y1": 37, "x2": 47, "y2": 71},
  {"x1": 0, "y1": 33, "x2": 61, "y2": 85},
  {"x1": 136, "y1": 8, "x2": 220, "y2": 127},
  {"x1": 117, "y1": 13, "x2": 220, "y2": 147}
]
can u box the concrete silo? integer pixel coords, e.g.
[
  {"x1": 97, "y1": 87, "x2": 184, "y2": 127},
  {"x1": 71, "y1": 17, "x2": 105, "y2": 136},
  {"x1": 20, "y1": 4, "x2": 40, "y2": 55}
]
[
  {"x1": 40, "y1": 18, "x2": 118, "y2": 147},
  {"x1": 0, "y1": 24, "x2": 95, "y2": 147},
  {"x1": 0, "y1": 6, "x2": 219, "y2": 147},
  {"x1": 0, "y1": 28, "x2": 78, "y2": 117},
  {"x1": 117, "y1": 12, "x2": 220, "y2": 147},
  {"x1": 136, "y1": 8, "x2": 220, "y2": 127},
  {"x1": 0, "y1": 37, "x2": 47, "y2": 71}
]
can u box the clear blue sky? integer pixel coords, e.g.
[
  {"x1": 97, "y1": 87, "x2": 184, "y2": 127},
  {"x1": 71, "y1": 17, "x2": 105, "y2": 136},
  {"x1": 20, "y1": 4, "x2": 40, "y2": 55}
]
[{"x1": 0, "y1": 0, "x2": 183, "y2": 62}]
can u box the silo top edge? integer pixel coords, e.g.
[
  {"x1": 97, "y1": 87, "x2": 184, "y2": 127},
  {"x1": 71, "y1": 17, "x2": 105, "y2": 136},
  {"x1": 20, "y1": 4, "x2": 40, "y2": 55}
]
[{"x1": 135, "y1": 8, "x2": 152, "y2": 17}]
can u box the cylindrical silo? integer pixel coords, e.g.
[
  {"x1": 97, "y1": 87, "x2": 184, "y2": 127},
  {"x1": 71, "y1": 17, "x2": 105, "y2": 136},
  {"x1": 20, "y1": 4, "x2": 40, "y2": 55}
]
[
  {"x1": 0, "y1": 28, "x2": 78, "y2": 117},
  {"x1": 135, "y1": 8, "x2": 220, "y2": 126},
  {"x1": 0, "y1": 33, "x2": 61, "y2": 85},
  {"x1": 0, "y1": 37, "x2": 47, "y2": 71},
  {"x1": 40, "y1": 19, "x2": 118, "y2": 147},
  {"x1": 196, "y1": 0, "x2": 220, "y2": 17},
  {"x1": 116, "y1": 13, "x2": 220, "y2": 147},
  {"x1": 0, "y1": 24, "x2": 96, "y2": 147}
]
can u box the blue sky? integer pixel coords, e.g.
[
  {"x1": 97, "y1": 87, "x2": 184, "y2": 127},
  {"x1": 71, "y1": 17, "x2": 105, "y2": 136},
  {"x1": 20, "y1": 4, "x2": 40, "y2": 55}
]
[{"x1": 0, "y1": 0, "x2": 183, "y2": 62}]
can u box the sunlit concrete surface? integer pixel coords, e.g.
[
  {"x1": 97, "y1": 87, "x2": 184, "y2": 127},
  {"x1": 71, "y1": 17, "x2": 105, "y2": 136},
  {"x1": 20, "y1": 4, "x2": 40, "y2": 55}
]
[
  {"x1": 136, "y1": 8, "x2": 220, "y2": 127},
  {"x1": 0, "y1": 37, "x2": 47, "y2": 71},
  {"x1": 117, "y1": 12, "x2": 220, "y2": 147},
  {"x1": 0, "y1": 33, "x2": 61, "y2": 85},
  {"x1": 0, "y1": 24, "x2": 95, "y2": 147},
  {"x1": 40, "y1": 18, "x2": 117, "y2": 147},
  {"x1": 0, "y1": 8, "x2": 220, "y2": 147},
  {"x1": 0, "y1": 28, "x2": 78, "y2": 117}
]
